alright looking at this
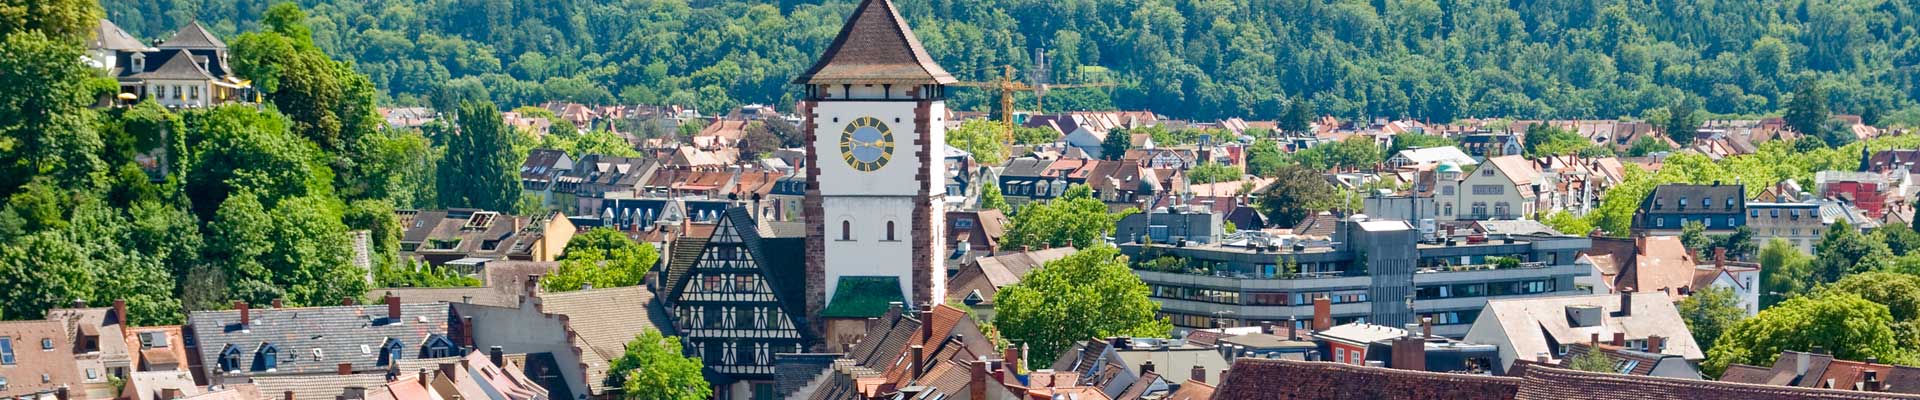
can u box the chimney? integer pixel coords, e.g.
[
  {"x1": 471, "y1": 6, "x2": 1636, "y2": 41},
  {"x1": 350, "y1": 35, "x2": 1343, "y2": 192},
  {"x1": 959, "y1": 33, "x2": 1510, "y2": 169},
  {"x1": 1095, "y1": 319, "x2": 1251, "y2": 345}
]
[
  {"x1": 1797, "y1": 351, "x2": 1812, "y2": 377},
  {"x1": 342, "y1": 297, "x2": 357, "y2": 306},
  {"x1": 1647, "y1": 336, "x2": 1664, "y2": 352},
  {"x1": 1286, "y1": 317, "x2": 1299, "y2": 339},
  {"x1": 1191, "y1": 365, "x2": 1207, "y2": 383},
  {"x1": 112, "y1": 299, "x2": 127, "y2": 326},
  {"x1": 910, "y1": 345, "x2": 926, "y2": 381},
  {"x1": 283, "y1": 391, "x2": 293, "y2": 400},
  {"x1": 489, "y1": 346, "x2": 504, "y2": 367},
  {"x1": 1537, "y1": 352, "x2": 1550, "y2": 363},
  {"x1": 1611, "y1": 332, "x2": 1626, "y2": 347},
  {"x1": 970, "y1": 359, "x2": 989, "y2": 400},
  {"x1": 338, "y1": 363, "x2": 353, "y2": 375},
  {"x1": 1140, "y1": 360, "x2": 1155, "y2": 374},
  {"x1": 272, "y1": 298, "x2": 284, "y2": 309},
  {"x1": 919, "y1": 310, "x2": 935, "y2": 341},
  {"x1": 524, "y1": 274, "x2": 542, "y2": 296},
  {"x1": 1003, "y1": 346, "x2": 1021, "y2": 375},
  {"x1": 1865, "y1": 370, "x2": 1883, "y2": 392},
  {"x1": 1590, "y1": 333, "x2": 1600, "y2": 345},
  {"x1": 1714, "y1": 247, "x2": 1727, "y2": 268},
  {"x1": 439, "y1": 363, "x2": 459, "y2": 383},
  {"x1": 1260, "y1": 321, "x2": 1273, "y2": 335},
  {"x1": 582, "y1": 282, "x2": 593, "y2": 290},
  {"x1": 1392, "y1": 335, "x2": 1427, "y2": 371},
  {"x1": 418, "y1": 369, "x2": 429, "y2": 386},
  {"x1": 386, "y1": 293, "x2": 401, "y2": 321},
  {"x1": 236, "y1": 301, "x2": 251, "y2": 327},
  {"x1": 1618, "y1": 292, "x2": 1633, "y2": 316},
  {"x1": 71, "y1": 299, "x2": 85, "y2": 308},
  {"x1": 56, "y1": 387, "x2": 70, "y2": 400},
  {"x1": 462, "y1": 316, "x2": 477, "y2": 349},
  {"x1": 1312, "y1": 296, "x2": 1332, "y2": 331},
  {"x1": 1421, "y1": 316, "x2": 1433, "y2": 339}
]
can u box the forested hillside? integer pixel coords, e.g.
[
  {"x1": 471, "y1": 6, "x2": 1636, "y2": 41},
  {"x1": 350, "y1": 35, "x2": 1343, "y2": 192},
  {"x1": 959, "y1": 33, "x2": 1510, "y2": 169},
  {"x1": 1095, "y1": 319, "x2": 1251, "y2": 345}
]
[{"x1": 104, "y1": 0, "x2": 1920, "y2": 123}]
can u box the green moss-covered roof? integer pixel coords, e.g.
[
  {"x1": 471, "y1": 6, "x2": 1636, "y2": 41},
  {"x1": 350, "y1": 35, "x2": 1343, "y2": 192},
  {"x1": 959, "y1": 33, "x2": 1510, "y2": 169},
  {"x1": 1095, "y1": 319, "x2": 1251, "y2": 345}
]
[{"x1": 819, "y1": 276, "x2": 905, "y2": 318}]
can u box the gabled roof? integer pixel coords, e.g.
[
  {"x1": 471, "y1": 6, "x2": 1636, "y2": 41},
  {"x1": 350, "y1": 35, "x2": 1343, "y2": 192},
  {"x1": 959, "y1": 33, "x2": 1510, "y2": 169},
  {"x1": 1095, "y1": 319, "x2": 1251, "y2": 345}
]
[
  {"x1": 534, "y1": 285, "x2": 662, "y2": 362},
  {"x1": 1474, "y1": 293, "x2": 1704, "y2": 363},
  {"x1": 131, "y1": 51, "x2": 216, "y2": 80},
  {"x1": 159, "y1": 21, "x2": 226, "y2": 49},
  {"x1": 91, "y1": 19, "x2": 148, "y2": 51},
  {"x1": 0, "y1": 321, "x2": 82, "y2": 399},
  {"x1": 1509, "y1": 362, "x2": 1920, "y2": 400},
  {"x1": 188, "y1": 302, "x2": 455, "y2": 377},
  {"x1": 792, "y1": 0, "x2": 954, "y2": 85}
]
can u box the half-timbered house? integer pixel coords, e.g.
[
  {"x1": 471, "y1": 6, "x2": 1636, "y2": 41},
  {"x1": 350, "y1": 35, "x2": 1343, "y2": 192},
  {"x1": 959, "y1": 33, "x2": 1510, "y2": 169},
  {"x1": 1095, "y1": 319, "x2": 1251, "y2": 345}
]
[{"x1": 662, "y1": 206, "x2": 815, "y2": 399}]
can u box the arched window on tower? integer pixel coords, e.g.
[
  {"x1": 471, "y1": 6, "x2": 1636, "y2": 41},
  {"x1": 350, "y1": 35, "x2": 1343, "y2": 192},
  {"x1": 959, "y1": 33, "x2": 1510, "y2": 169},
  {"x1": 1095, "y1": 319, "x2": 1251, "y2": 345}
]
[
  {"x1": 841, "y1": 220, "x2": 852, "y2": 241},
  {"x1": 886, "y1": 221, "x2": 896, "y2": 241}
]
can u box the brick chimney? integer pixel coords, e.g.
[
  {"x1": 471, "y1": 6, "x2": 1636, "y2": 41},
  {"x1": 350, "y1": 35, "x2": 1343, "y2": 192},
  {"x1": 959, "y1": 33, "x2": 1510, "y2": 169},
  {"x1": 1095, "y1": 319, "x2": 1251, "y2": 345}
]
[
  {"x1": 343, "y1": 297, "x2": 357, "y2": 306},
  {"x1": 235, "y1": 301, "x2": 251, "y2": 327},
  {"x1": 338, "y1": 363, "x2": 353, "y2": 375},
  {"x1": 919, "y1": 310, "x2": 935, "y2": 341},
  {"x1": 1391, "y1": 335, "x2": 1426, "y2": 371},
  {"x1": 1611, "y1": 332, "x2": 1626, "y2": 347},
  {"x1": 1714, "y1": 247, "x2": 1727, "y2": 268},
  {"x1": 56, "y1": 387, "x2": 70, "y2": 400},
  {"x1": 525, "y1": 274, "x2": 542, "y2": 296},
  {"x1": 1190, "y1": 365, "x2": 1207, "y2": 383},
  {"x1": 1421, "y1": 316, "x2": 1433, "y2": 339},
  {"x1": 272, "y1": 298, "x2": 284, "y2": 309},
  {"x1": 462, "y1": 316, "x2": 477, "y2": 349},
  {"x1": 1312, "y1": 296, "x2": 1332, "y2": 331},
  {"x1": 1647, "y1": 335, "x2": 1664, "y2": 352},
  {"x1": 112, "y1": 299, "x2": 127, "y2": 326},
  {"x1": 910, "y1": 345, "x2": 926, "y2": 381},
  {"x1": 1003, "y1": 346, "x2": 1021, "y2": 375},
  {"x1": 970, "y1": 359, "x2": 989, "y2": 400},
  {"x1": 386, "y1": 293, "x2": 402, "y2": 321},
  {"x1": 283, "y1": 391, "x2": 293, "y2": 400}
]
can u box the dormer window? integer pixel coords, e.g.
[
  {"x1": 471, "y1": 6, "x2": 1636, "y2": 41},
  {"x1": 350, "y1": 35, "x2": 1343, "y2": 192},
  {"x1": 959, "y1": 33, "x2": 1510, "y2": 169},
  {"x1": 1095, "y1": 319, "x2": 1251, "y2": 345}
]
[
  {"x1": 1653, "y1": 197, "x2": 1662, "y2": 210},
  {"x1": 40, "y1": 338, "x2": 52, "y2": 350},
  {"x1": 132, "y1": 53, "x2": 146, "y2": 71},
  {"x1": 423, "y1": 335, "x2": 456, "y2": 358},
  {"x1": 256, "y1": 343, "x2": 279, "y2": 371},
  {"x1": 218, "y1": 345, "x2": 242, "y2": 372},
  {"x1": 1677, "y1": 197, "x2": 1687, "y2": 210},
  {"x1": 1726, "y1": 197, "x2": 1736, "y2": 209},
  {"x1": 379, "y1": 339, "x2": 404, "y2": 366}
]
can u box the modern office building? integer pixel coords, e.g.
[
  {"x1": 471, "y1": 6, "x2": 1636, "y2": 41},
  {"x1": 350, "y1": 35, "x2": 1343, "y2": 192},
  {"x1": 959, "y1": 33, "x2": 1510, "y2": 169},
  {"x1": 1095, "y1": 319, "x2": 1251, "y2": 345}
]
[{"x1": 1118, "y1": 214, "x2": 1591, "y2": 338}]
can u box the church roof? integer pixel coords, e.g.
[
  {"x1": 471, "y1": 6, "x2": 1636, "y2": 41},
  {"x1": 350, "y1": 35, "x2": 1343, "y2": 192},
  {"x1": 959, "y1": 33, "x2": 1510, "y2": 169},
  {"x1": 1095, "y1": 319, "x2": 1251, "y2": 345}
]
[
  {"x1": 159, "y1": 21, "x2": 226, "y2": 49},
  {"x1": 793, "y1": 0, "x2": 955, "y2": 85}
]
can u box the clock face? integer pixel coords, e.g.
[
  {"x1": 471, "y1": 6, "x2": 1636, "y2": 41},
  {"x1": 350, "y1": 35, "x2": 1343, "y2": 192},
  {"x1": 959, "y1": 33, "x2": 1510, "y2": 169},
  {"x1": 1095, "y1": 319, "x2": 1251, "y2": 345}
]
[{"x1": 839, "y1": 117, "x2": 895, "y2": 172}]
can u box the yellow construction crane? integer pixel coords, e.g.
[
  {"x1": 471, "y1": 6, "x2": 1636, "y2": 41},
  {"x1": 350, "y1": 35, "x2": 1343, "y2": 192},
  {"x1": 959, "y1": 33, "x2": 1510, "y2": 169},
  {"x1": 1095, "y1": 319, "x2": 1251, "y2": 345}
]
[{"x1": 951, "y1": 65, "x2": 1114, "y2": 145}]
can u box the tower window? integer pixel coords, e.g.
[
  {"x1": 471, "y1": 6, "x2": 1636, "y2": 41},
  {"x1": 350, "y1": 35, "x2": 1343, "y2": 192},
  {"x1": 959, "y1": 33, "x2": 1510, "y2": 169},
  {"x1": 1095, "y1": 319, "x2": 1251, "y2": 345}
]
[
  {"x1": 886, "y1": 221, "x2": 896, "y2": 241},
  {"x1": 841, "y1": 220, "x2": 852, "y2": 241}
]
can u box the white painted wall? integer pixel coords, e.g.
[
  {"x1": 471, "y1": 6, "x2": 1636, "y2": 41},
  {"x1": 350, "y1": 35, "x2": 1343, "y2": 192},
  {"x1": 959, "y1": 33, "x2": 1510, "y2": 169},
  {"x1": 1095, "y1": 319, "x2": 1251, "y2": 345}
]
[{"x1": 812, "y1": 99, "x2": 948, "y2": 306}]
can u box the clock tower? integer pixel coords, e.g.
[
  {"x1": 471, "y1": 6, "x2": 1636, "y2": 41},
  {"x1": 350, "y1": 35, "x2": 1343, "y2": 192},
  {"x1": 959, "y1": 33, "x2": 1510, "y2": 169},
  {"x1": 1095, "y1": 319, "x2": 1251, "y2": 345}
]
[{"x1": 796, "y1": 0, "x2": 953, "y2": 326}]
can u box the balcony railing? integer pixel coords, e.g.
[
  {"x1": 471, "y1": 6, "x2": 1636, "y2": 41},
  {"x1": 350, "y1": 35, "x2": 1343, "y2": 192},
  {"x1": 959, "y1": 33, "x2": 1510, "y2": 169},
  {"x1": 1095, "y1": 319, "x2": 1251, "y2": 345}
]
[{"x1": 1416, "y1": 261, "x2": 1546, "y2": 274}]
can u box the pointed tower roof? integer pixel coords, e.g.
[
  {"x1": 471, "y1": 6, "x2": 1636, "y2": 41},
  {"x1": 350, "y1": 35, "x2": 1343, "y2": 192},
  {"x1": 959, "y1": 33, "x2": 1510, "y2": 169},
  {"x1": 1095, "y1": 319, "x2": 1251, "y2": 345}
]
[
  {"x1": 793, "y1": 0, "x2": 955, "y2": 85},
  {"x1": 159, "y1": 21, "x2": 226, "y2": 50}
]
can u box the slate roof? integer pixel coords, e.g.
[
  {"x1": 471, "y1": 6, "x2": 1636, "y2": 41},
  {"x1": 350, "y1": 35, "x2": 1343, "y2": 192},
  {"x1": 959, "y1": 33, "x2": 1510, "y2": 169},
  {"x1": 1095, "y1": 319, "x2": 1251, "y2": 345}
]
[
  {"x1": 159, "y1": 21, "x2": 226, "y2": 49},
  {"x1": 1212, "y1": 358, "x2": 1520, "y2": 400},
  {"x1": 820, "y1": 277, "x2": 906, "y2": 319},
  {"x1": 793, "y1": 0, "x2": 955, "y2": 85},
  {"x1": 1638, "y1": 184, "x2": 1746, "y2": 216},
  {"x1": 186, "y1": 302, "x2": 453, "y2": 377},
  {"x1": 131, "y1": 51, "x2": 217, "y2": 80},
  {"x1": 1508, "y1": 362, "x2": 1920, "y2": 400},
  {"x1": 91, "y1": 19, "x2": 147, "y2": 51}
]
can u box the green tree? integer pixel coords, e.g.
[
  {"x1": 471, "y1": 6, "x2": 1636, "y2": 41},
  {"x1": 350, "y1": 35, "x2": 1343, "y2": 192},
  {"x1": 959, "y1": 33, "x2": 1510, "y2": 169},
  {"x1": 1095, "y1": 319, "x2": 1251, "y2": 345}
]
[
  {"x1": 993, "y1": 245, "x2": 1170, "y2": 360},
  {"x1": 979, "y1": 181, "x2": 1008, "y2": 211},
  {"x1": 1245, "y1": 138, "x2": 1288, "y2": 177},
  {"x1": 1626, "y1": 136, "x2": 1673, "y2": 157},
  {"x1": 1874, "y1": 223, "x2": 1920, "y2": 256},
  {"x1": 1280, "y1": 97, "x2": 1313, "y2": 134},
  {"x1": 740, "y1": 121, "x2": 781, "y2": 161},
  {"x1": 1812, "y1": 220, "x2": 1892, "y2": 282},
  {"x1": 1703, "y1": 294, "x2": 1911, "y2": 377},
  {"x1": 1523, "y1": 124, "x2": 1592, "y2": 158},
  {"x1": 1784, "y1": 82, "x2": 1832, "y2": 144},
  {"x1": 1680, "y1": 221, "x2": 1714, "y2": 256},
  {"x1": 607, "y1": 328, "x2": 710, "y2": 400},
  {"x1": 541, "y1": 228, "x2": 661, "y2": 292},
  {"x1": 1100, "y1": 129, "x2": 1133, "y2": 161},
  {"x1": 181, "y1": 105, "x2": 330, "y2": 219},
  {"x1": 1186, "y1": 162, "x2": 1240, "y2": 184},
  {"x1": 1001, "y1": 185, "x2": 1123, "y2": 250},
  {"x1": 1759, "y1": 239, "x2": 1815, "y2": 307},
  {"x1": 1257, "y1": 164, "x2": 1337, "y2": 228},
  {"x1": 437, "y1": 101, "x2": 522, "y2": 211},
  {"x1": 1386, "y1": 133, "x2": 1456, "y2": 155},
  {"x1": 1294, "y1": 137, "x2": 1384, "y2": 171},
  {"x1": 1541, "y1": 211, "x2": 1594, "y2": 236},
  {"x1": 1566, "y1": 347, "x2": 1619, "y2": 373},
  {"x1": 1663, "y1": 102, "x2": 1703, "y2": 146},
  {"x1": 1819, "y1": 272, "x2": 1920, "y2": 349},
  {"x1": 0, "y1": 31, "x2": 107, "y2": 195},
  {"x1": 948, "y1": 119, "x2": 1009, "y2": 165},
  {"x1": 1677, "y1": 286, "x2": 1746, "y2": 354},
  {"x1": 0, "y1": 0, "x2": 100, "y2": 39}
]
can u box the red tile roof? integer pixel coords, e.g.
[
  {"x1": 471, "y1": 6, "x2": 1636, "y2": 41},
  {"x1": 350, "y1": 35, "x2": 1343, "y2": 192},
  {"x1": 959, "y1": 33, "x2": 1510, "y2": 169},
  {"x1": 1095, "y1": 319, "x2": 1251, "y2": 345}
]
[{"x1": 1212, "y1": 358, "x2": 1519, "y2": 400}]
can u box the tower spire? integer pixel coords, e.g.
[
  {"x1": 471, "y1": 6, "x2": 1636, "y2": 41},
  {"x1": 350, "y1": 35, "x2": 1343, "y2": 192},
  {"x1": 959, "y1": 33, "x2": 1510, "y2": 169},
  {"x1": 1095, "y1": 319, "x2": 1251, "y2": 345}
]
[{"x1": 793, "y1": 0, "x2": 955, "y2": 85}]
